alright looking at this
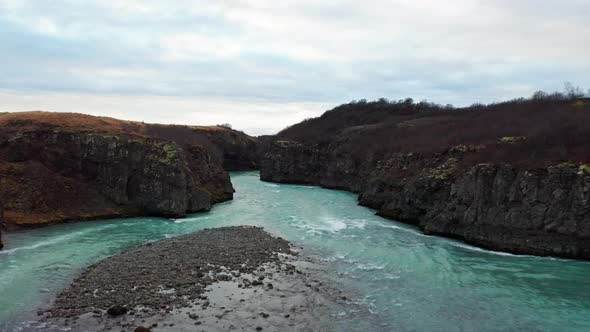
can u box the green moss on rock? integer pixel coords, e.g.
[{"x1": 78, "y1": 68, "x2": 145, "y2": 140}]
[
  {"x1": 578, "y1": 164, "x2": 590, "y2": 175},
  {"x1": 558, "y1": 161, "x2": 578, "y2": 168},
  {"x1": 422, "y1": 157, "x2": 459, "y2": 180},
  {"x1": 499, "y1": 136, "x2": 527, "y2": 144},
  {"x1": 450, "y1": 144, "x2": 486, "y2": 153}
]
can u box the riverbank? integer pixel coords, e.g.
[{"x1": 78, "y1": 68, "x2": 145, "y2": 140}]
[
  {"x1": 260, "y1": 98, "x2": 590, "y2": 260},
  {"x1": 0, "y1": 111, "x2": 262, "y2": 230},
  {"x1": 2, "y1": 172, "x2": 589, "y2": 331},
  {"x1": 34, "y1": 226, "x2": 348, "y2": 331}
]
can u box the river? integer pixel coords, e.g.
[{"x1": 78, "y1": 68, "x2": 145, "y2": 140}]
[{"x1": 1, "y1": 172, "x2": 589, "y2": 331}]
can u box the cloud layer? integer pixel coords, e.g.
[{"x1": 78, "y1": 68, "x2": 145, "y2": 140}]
[{"x1": 1, "y1": 0, "x2": 589, "y2": 134}]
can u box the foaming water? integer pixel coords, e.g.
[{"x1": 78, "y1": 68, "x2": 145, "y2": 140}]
[{"x1": 1, "y1": 172, "x2": 589, "y2": 331}]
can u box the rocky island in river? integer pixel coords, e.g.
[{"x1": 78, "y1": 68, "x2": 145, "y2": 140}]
[{"x1": 35, "y1": 226, "x2": 347, "y2": 332}]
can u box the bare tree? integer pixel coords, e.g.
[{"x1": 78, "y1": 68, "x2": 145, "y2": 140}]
[
  {"x1": 532, "y1": 90, "x2": 548, "y2": 100},
  {"x1": 564, "y1": 82, "x2": 585, "y2": 99}
]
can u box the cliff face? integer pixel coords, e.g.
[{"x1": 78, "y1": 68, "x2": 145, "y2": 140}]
[
  {"x1": 200, "y1": 128, "x2": 259, "y2": 171},
  {"x1": 365, "y1": 163, "x2": 590, "y2": 259},
  {"x1": 0, "y1": 112, "x2": 246, "y2": 229},
  {"x1": 261, "y1": 98, "x2": 590, "y2": 260},
  {"x1": 142, "y1": 124, "x2": 259, "y2": 171},
  {"x1": 0, "y1": 199, "x2": 4, "y2": 249},
  {"x1": 260, "y1": 141, "x2": 368, "y2": 191}
]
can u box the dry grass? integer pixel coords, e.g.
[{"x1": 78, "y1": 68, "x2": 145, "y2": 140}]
[{"x1": 0, "y1": 111, "x2": 233, "y2": 137}]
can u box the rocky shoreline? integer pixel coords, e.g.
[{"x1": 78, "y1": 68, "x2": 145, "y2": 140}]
[
  {"x1": 261, "y1": 142, "x2": 590, "y2": 260},
  {"x1": 32, "y1": 226, "x2": 350, "y2": 331},
  {"x1": 260, "y1": 98, "x2": 590, "y2": 260},
  {"x1": 0, "y1": 112, "x2": 260, "y2": 235}
]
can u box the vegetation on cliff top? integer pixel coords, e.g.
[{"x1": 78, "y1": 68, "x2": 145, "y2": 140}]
[
  {"x1": 0, "y1": 111, "x2": 258, "y2": 169},
  {"x1": 0, "y1": 111, "x2": 237, "y2": 138},
  {"x1": 275, "y1": 87, "x2": 590, "y2": 170}
]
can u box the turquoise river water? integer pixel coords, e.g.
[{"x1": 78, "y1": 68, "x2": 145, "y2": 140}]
[{"x1": 1, "y1": 172, "x2": 589, "y2": 331}]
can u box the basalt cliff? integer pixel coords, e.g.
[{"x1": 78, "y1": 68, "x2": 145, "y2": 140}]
[
  {"x1": 261, "y1": 98, "x2": 590, "y2": 260},
  {"x1": 0, "y1": 112, "x2": 257, "y2": 233}
]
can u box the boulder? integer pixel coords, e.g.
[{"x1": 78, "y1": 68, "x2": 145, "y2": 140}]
[{"x1": 106, "y1": 305, "x2": 127, "y2": 316}]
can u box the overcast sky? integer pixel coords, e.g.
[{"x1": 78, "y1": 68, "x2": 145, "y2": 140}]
[{"x1": 1, "y1": 0, "x2": 589, "y2": 135}]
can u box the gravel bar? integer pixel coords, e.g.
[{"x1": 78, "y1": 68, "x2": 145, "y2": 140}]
[{"x1": 34, "y1": 226, "x2": 352, "y2": 331}]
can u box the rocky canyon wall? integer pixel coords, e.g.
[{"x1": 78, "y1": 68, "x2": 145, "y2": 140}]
[
  {"x1": 261, "y1": 98, "x2": 590, "y2": 259},
  {"x1": 0, "y1": 112, "x2": 255, "y2": 230}
]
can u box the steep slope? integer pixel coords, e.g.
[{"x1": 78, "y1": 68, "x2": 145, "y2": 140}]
[
  {"x1": 0, "y1": 112, "x2": 256, "y2": 230},
  {"x1": 261, "y1": 98, "x2": 590, "y2": 260}
]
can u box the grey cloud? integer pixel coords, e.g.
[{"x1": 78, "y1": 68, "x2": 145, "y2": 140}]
[{"x1": 0, "y1": 0, "x2": 589, "y2": 134}]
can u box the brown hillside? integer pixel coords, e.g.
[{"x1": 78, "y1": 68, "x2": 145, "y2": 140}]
[
  {"x1": 262, "y1": 96, "x2": 590, "y2": 259},
  {"x1": 0, "y1": 112, "x2": 257, "y2": 228},
  {"x1": 277, "y1": 98, "x2": 590, "y2": 171}
]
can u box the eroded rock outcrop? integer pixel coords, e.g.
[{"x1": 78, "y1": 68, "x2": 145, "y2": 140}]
[
  {"x1": 0, "y1": 112, "x2": 253, "y2": 228},
  {"x1": 261, "y1": 98, "x2": 590, "y2": 259},
  {"x1": 365, "y1": 164, "x2": 590, "y2": 259}
]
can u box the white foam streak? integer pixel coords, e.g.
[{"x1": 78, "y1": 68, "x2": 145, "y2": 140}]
[
  {"x1": 0, "y1": 224, "x2": 116, "y2": 256},
  {"x1": 1, "y1": 232, "x2": 84, "y2": 256}
]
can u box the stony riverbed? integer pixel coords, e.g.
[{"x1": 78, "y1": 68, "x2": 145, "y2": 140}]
[{"x1": 34, "y1": 226, "x2": 350, "y2": 331}]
